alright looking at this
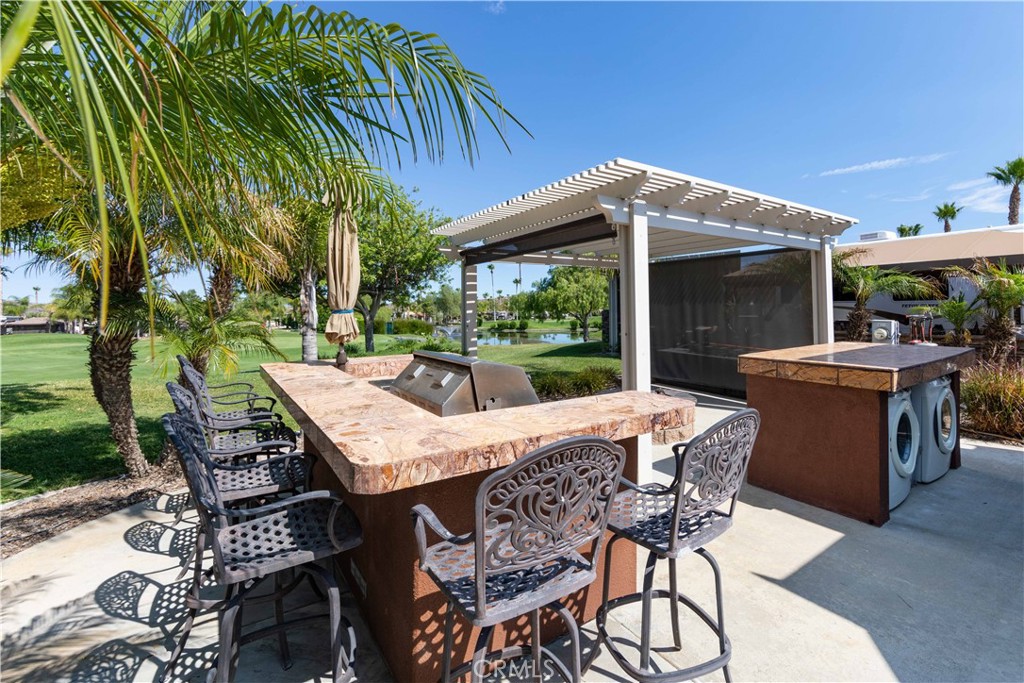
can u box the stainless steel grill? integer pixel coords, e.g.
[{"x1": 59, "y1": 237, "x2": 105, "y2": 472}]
[{"x1": 390, "y1": 351, "x2": 540, "y2": 417}]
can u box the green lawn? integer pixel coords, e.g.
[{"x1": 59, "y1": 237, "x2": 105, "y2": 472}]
[{"x1": 0, "y1": 331, "x2": 619, "y2": 502}]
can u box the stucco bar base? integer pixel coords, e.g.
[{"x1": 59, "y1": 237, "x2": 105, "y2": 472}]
[
  {"x1": 744, "y1": 374, "x2": 962, "y2": 527},
  {"x1": 306, "y1": 435, "x2": 640, "y2": 683}
]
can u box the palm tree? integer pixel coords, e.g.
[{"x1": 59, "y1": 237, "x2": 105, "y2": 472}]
[
  {"x1": 834, "y1": 252, "x2": 938, "y2": 342},
  {"x1": 897, "y1": 223, "x2": 923, "y2": 237},
  {"x1": 933, "y1": 202, "x2": 962, "y2": 233},
  {"x1": 2, "y1": 2, "x2": 521, "y2": 478},
  {"x1": 282, "y1": 198, "x2": 330, "y2": 362},
  {"x1": 947, "y1": 259, "x2": 1024, "y2": 365},
  {"x1": 987, "y1": 157, "x2": 1024, "y2": 224},
  {"x1": 931, "y1": 294, "x2": 979, "y2": 347},
  {"x1": 31, "y1": 286, "x2": 39, "y2": 304},
  {"x1": 157, "y1": 292, "x2": 287, "y2": 388}
]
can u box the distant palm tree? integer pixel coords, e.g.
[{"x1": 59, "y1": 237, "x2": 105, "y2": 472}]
[
  {"x1": 933, "y1": 202, "x2": 963, "y2": 233},
  {"x1": 931, "y1": 294, "x2": 979, "y2": 347},
  {"x1": 946, "y1": 258, "x2": 1024, "y2": 364},
  {"x1": 487, "y1": 264, "x2": 496, "y2": 320},
  {"x1": 834, "y1": 252, "x2": 938, "y2": 342},
  {"x1": 31, "y1": 286, "x2": 40, "y2": 304},
  {"x1": 897, "y1": 223, "x2": 923, "y2": 237},
  {"x1": 987, "y1": 157, "x2": 1024, "y2": 225}
]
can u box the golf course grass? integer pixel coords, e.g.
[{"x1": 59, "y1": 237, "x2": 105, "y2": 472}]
[{"x1": 0, "y1": 329, "x2": 619, "y2": 502}]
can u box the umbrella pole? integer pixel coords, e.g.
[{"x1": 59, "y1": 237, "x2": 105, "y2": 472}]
[{"x1": 335, "y1": 345, "x2": 348, "y2": 370}]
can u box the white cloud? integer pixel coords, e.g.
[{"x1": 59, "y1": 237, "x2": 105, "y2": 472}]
[
  {"x1": 485, "y1": 1, "x2": 506, "y2": 14},
  {"x1": 890, "y1": 188, "x2": 932, "y2": 203},
  {"x1": 954, "y1": 184, "x2": 1010, "y2": 214},
  {"x1": 819, "y1": 153, "x2": 948, "y2": 177},
  {"x1": 947, "y1": 178, "x2": 990, "y2": 191}
]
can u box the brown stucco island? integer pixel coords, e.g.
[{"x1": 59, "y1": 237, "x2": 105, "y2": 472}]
[
  {"x1": 260, "y1": 356, "x2": 695, "y2": 682},
  {"x1": 738, "y1": 342, "x2": 975, "y2": 526}
]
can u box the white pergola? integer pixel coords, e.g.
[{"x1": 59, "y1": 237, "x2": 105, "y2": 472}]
[{"x1": 435, "y1": 158, "x2": 858, "y2": 392}]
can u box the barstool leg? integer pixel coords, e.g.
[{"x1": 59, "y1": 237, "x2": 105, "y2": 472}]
[
  {"x1": 668, "y1": 557, "x2": 682, "y2": 650},
  {"x1": 274, "y1": 571, "x2": 292, "y2": 670},
  {"x1": 552, "y1": 601, "x2": 582, "y2": 683},
  {"x1": 215, "y1": 585, "x2": 244, "y2": 683},
  {"x1": 441, "y1": 602, "x2": 455, "y2": 683},
  {"x1": 638, "y1": 550, "x2": 658, "y2": 671},
  {"x1": 470, "y1": 626, "x2": 494, "y2": 683},
  {"x1": 698, "y1": 548, "x2": 730, "y2": 681},
  {"x1": 530, "y1": 608, "x2": 542, "y2": 683}
]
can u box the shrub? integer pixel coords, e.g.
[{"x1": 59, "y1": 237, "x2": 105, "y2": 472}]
[
  {"x1": 517, "y1": 320, "x2": 529, "y2": 331},
  {"x1": 571, "y1": 366, "x2": 620, "y2": 394},
  {"x1": 356, "y1": 318, "x2": 387, "y2": 335},
  {"x1": 569, "y1": 320, "x2": 579, "y2": 333},
  {"x1": 531, "y1": 373, "x2": 575, "y2": 399},
  {"x1": 392, "y1": 318, "x2": 434, "y2": 336},
  {"x1": 418, "y1": 338, "x2": 461, "y2": 354},
  {"x1": 961, "y1": 361, "x2": 1024, "y2": 439}
]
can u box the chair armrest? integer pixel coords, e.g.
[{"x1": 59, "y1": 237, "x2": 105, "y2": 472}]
[
  {"x1": 203, "y1": 410, "x2": 282, "y2": 429},
  {"x1": 619, "y1": 477, "x2": 674, "y2": 495},
  {"x1": 410, "y1": 504, "x2": 473, "y2": 570},
  {"x1": 207, "y1": 451, "x2": 306, "y2": 473},
  {"x1": 213, "y1": 396, "x2": 279, "y2": 413},
  {"x1": 208, "y1": 381, "x2": 255, "y2": 393},
  {"x1": 226, "y1": 489, "x2": 337, "y2": 518}
]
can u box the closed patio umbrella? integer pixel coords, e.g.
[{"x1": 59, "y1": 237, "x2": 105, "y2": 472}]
[{"x1": 324, "y1": 198, "x2": 360, "y2": 366}]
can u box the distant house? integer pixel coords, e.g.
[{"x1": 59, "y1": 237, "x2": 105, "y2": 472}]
[{"x1": 1, "y1": 317, "x2": 66, "y2": 334}]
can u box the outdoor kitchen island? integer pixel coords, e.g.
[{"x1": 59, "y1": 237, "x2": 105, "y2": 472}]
[
  {"x1": 738, "y1": 342, "x2": 975, "y2": 526},
  {"x1": 260, "y1": 355, "x2": 695, "y2": 683}
]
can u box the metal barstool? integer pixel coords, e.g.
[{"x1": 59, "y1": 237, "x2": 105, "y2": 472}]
[
  {"x1": 161, "y1": 413, "x2": 362, "y2": 683},
  {"x1": 411, "y1": 436, "x2": 626, "y2": 683},
  {"x1": 588, "y1": 409, "x2": 760, "y2": 683}
]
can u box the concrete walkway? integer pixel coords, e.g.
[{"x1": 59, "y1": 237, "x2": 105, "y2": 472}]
[{"x1": 2, "y1": 409, "x2": 1021, "y2": 682}]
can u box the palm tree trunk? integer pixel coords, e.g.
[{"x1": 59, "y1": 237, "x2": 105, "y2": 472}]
[
  {"x1": 209, "y1": 263, "x2": 235, "y2": 318},
  {"x1": 847, "y1": 304, "x2": 873, "y2": 342},
  {"x1": 299, "y1": 265, "x2": 318, "y2": 362},
  {"x1": 943, "y1": 219, "x2": 951, "y2": 233},
  {"x1": 1009, "y1": 184, "x2": 1020, "y2": 225},
  {"x1": 89, "y1": 328, "x2": 149, "y2": 478}
]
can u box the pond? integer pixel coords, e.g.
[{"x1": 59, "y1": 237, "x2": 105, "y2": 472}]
[{"x1": 478, "y1": 331, "x2": 593, "y2": 345}]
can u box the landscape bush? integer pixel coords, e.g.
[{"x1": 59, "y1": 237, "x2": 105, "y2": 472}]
[
  {"x1": 417, "y1": 338, "x2": 461, "y2": 353},
  {"x1": 392, "y1": 318, "x2": 434, "y2": 335},
  {"x1": 961, "y1": 361, "x2": 1024, "y2": 439},
  {"x1": 517, "y1": 320, "x2": 529, "y2": 331},
  {"x1": 569, "y1": 320, "x2": 578, "y2": 333},
  {"x1": 531, "y1": 365, "x2": 620, "y2": 400}
]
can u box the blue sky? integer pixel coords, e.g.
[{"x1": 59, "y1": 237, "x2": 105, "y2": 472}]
[{"x1": 5, "y1": 1, "x2": 1022, "y2": 302}]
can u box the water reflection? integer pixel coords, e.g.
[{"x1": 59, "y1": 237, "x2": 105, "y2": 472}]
[{"x1": 478, "y1": 331, "x2": 589, "y2": 346}]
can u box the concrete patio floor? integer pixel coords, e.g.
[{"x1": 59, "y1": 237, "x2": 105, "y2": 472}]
[{"x1": 2, "y1": 404, "x2": 1022, "y2": 682}]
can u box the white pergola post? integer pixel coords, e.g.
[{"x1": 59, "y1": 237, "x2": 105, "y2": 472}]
[
  {"x1": 461, "y1": 262, "x2": 478, "y2": 357},
  {"x1": 813, "y1": 236, "x2": 835, "y2": 343},
  {"x1": 619, "y1": 201, "x2": 653, "y2": 489}
]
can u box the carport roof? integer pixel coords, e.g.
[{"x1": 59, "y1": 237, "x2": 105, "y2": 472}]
[{"x1": 435, "y1": 158, "x2": 858, "y2": 262}]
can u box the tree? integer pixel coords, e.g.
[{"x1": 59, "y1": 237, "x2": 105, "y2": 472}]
[
  {"x1": 31, "y1": 286, "x2": 39, "y2": 304},
  {"x1": 539, "y1": 267, "x2": 609, "y2": 342},
  {"x1": 282, "y1": 198, "x2": 331, "y2": 361},
  {"x1": 946, "y1": 259, "x2": 1024, "y2": 365},
  {"x1": 487, "y1": 264, "x2": 497, "y2": 321},
  {"x1": 897, "y1": 223, "x2": 923, "y2": 237},
  {"x1": 354, "y1": 187, "x2": 449, "y2": 352},
  {"x1": 50, "y1": 282, "x2": 91, "y2": 334},
  {"x1": 987, "y1": 157, "x2": 1024, "y2": 225},
  {"x1": 2, "y1": 2, "x2": 522, "y2": 323},
  {"x1": 434, "y1": 284, "x2": 461, "y2": 324},
  {"x1": 931, "y1": 294, "x2": 979, "y2": 347},
  {"x1": 834, "y1": 252, "x2": 938, "y2": 342},
  {"x1": 157, "y1": 292, "x2": 287, "y2": 388},
  {"x1": 2, "y1": 296, "x2": 29, "y2": 317},
  {"x1": 933, "y1": 202, "x2": 962, "y2": 233},
  {"x1": 2, "y1": 2, "x2": 520, "y2": 478}
]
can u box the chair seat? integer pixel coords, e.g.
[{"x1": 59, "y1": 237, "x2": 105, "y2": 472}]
[
  {"x1": 211, "y1": 429, "x2": 294, "y2": 454},
  {"x1": 214, "y1": 457, "x2": 308, "y2": 502},
  {"x1": 214, "y1": 407, "x2": 275, "y2": 422},
  {"x1": 608, "y1": 488, "x2": 733, "y2": 558},
  {"x1": 218, "y1": 498, "x2": 362, "y2": 583},
  {"x1": 425, "y1": 527, "x2": 596, "y2": 627}
]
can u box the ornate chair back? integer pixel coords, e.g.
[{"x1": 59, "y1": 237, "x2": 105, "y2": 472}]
[
  {"x1": 178, "y1": 359, "x2": 217, "y2": 416},
  {"x1": 472, "y1": 436, "x2": 625, "y2": 621},
  {"x1": 161, "y1": 413, "x2": 230, "y2": 534},
  {"x1": 166, "y1": 382, "x2": 216, "y2": 442},
  {"x1": 668, "y1": 408, "x2": 760, "y2": 554}
]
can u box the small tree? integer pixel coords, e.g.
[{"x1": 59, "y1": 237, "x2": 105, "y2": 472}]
[
  {"x1": 834, "y1": 252, "x2": 938, "y2": 342},
  {"x1": 282, "y1": 198, "x2": 330, "y2": 361},
  {"x1": 540, "y1": 267, "x2": 609, "y2": 342},
  {"x1": 355, "y1": 188, "x2": 449, "y2": 352},
  {"x1": 987, "y1": 157, "x2": 1024, "y2": 225},
  {"x1": 434, "y1": 284, "x2": 461, "y2": 324},
  {"x1": 931, "y1": 294, "x2": 979, "y2": 347},
  {"x1": 947, "y1": 259, "x2": 1024, "y2": 365},
  {"x1": 933, "y1": 202, "x2": 962, "y2": 233},
  {"x1": 897, "y1": 223, "x2": 923, "y2": 237}
]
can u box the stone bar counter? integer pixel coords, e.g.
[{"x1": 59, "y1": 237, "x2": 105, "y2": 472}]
[
  {"x1": 261, "y1": 357, "x2": 695, "y2": 682},
  {"x1": 738, "y1": 342, "x2": 975, "y2": 526}
]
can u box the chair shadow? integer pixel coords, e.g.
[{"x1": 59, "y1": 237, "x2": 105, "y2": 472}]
[
  {"x1": 95, "y1": 570, "x2": 193, "y2": 635},
  {"x1": 124, "y1": 520, "x2": 198, "y2": 564}
]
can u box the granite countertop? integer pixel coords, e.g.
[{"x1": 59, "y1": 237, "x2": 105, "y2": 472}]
[
  {"x1": 261, "y1": 359, "x2": 694, "y2": 495},
  {"x1": 737, "y1": 342, "x2": 975, "y2": 392}
]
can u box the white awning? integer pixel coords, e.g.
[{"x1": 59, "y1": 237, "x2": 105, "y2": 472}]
[{"x1": 435, "y1": 158, "x2": 858, "y2": 261}]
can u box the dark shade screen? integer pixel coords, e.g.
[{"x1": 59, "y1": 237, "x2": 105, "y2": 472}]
[{"x1": 649, "y1": 249, "x2": 814, "y2": 396}]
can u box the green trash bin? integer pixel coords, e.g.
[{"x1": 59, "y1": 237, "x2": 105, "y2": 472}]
[{"x1": 386, "y1": 321, "x2": 393, "y2": 335}]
